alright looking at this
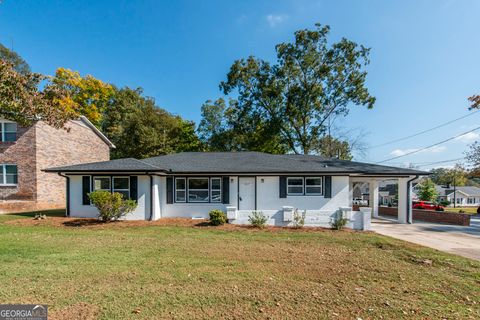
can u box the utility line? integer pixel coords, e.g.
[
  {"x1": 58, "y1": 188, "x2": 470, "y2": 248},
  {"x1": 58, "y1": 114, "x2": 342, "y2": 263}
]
[
  {"x1": 369, "y1": 109, "x2": 480, "y2": 149},
  {"x1": 377, "y1": 126, "x2": 480, "y2": 163},
  {"x1": 414, "y1": 157, "x2": 466, "y2": 167}
]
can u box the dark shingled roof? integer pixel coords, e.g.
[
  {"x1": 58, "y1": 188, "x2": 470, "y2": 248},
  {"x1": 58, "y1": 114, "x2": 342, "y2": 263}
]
[
  {"x1": 45, "y1": 152, "x2": 428, "y2": 176},
  {"x1": 44, "y1": 158, "x2": 159, "y2": 173}
]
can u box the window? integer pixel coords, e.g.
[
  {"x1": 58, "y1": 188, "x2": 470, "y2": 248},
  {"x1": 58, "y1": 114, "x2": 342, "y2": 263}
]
[
  {"x1": 93, "y1": 177, "x2": 111, "y2": 191},
  {"x1": 188, "y1": 178, "x2": 209, "y2": 202},
  {"x1": 113, "y1": 177, "x2": 130, "y2": 199},
  {"x1": 1, "y1": 122, "x2": 17, "y2": 142},
  {"x1": 305, "y1": 177, "x2": 322, "y2": 195},
  {"x1": 287, "y1": 177, "x2": 304, "y2": 195},
  {"x1": 456, "y1": 198, "x2": 462, "y2": 204},
  {"x1": 0, "y1": 165, "x2": 18, "y2": 185},
  {"x1": 175, "y1": 178, "x2": 186, "y2": 202},
  {"x1": 210, "y1": 178, "x2": 222, "y2": 203},
  {"x1": 467, "y1": 197, "x2": 475, "y2": 204}
]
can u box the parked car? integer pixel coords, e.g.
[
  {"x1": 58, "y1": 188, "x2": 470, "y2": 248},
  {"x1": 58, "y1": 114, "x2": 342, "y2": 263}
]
[{"x1": 413, "y1": 201, "x2": 444, "y2": 211}]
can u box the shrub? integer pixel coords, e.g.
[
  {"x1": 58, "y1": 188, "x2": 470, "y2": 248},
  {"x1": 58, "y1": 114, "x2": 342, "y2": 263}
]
[
  {"x1": 88, "y1": 190, "x2": 137, "y2": 222},
  {"x1": 209, "y1": 209, "x2": 227, "y2": 226},
  {"x1": 248, "y1": 211, "x2": 268, "y2": 228},
  {"x1": 330, "y1": 211, "x2": 347, "y2": 230},
  {"x1": 440, "y1": 200, "x2": 451, "y2": 207},
  {"x1": 292, "y1": 209, "x2": 305, "y2": 228}
]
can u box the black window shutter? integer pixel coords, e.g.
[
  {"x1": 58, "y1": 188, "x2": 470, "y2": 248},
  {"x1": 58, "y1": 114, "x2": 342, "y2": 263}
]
[
  {"x1": 166, "y1": 177, "x2": 173, "y2": 204},
  {"x1": 82, "y1": 176, "x2": 91, "y2": 205},
  {"x1": 130, "y1": 176, "x2": 138, "y2": 201},
  {"x1": 279, "y1": 176, "x2": 287, "y2": 198},
  {"x1": 324, "y1": 176, "x2": 332, "y2": 198},
  {"x1": 222, "y1": 176, "x2": 230, "y2": 204}
]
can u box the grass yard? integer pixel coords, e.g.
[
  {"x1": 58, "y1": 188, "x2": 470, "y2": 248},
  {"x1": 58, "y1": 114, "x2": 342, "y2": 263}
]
[
  {"x1": 0, "y1": 211, "x2": 479, "y2": 319},
  {"x1": 445, "y1": 207, "x2": 479, "y2": 215}
]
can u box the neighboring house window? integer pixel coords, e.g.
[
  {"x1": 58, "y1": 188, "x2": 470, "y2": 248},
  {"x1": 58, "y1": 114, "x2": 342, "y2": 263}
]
[
  {"x1": 113, "y1": 177, "x2": 130, "y2": 199},
  {"x1": 305, "y1": 177, "x2": 322, "y2": 195},
  {"x1": 287, "y1": 177, "x2": 304, "y2": 195},
  {"x1": 456, "y1": 198, "x2": 462, "y2": 204},
  {"x1": 93, "y1": 177, "x2": 111, "y2": 192},
  {"x1": 1, "y1": 122, "x2": 17, "y2": 142},
  {"x1": 210, "y1": 178, "x2": 222, "y2": 203},
  {"x1": 0, "y1": 165, "x2": 18, "y2": 185},
  {"x1": 175, "y1": 178, "x2": 186, "y2": 202},
  {"x1": 467, "y1": 197, "x2": 475, "y2": 204},
  {"x1": 188, "y1": 178, "x2": 209, "y2": 202}
]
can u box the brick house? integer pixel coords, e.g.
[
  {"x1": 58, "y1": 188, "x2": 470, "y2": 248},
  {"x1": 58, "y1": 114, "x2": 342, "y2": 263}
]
[{"x1": 0, "y1": 116, "x2": 114, "y2": 213}]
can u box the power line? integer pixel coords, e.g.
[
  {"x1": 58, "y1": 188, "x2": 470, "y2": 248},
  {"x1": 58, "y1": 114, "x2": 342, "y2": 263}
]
[
  {"x1": 414, "y1": 157, "x2": 465, "y2": 168},
  {"x1": 377, "y1": 126, "x2": 480, "y2": 163},
  {"x1": 369, "y1": 109, "x2": 480, "y2": 149}
]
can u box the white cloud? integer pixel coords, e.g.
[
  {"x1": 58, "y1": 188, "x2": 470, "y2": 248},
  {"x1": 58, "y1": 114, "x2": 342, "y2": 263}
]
[
  {"x1": 389, "y1": 145, "x2": 447, "y2": 157},
  {"x1": 266, "y1": 14, "x2": 288, "y2": 27},
  {"x1": 454, "y1": 131, "x2": 480, "y2": 143}
]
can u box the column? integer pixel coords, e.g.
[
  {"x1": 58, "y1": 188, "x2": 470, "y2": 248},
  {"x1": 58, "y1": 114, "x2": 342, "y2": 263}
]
[
  {"x1": 369, "y1": 180, "x2": 379, "y2": 218},
  {"x1": 397, "y1": 177, "x2": 412, "y2": 224}
]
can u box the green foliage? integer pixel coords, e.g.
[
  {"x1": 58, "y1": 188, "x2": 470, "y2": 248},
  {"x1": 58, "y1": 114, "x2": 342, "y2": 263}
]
[
  {"x1": 209, "y1": 209, "x2": 227, "y2": 226},
  {"x1": 330, "y1": 211, "x2": 347, "y2": 230},
  {"x1": 0, "y1": 60, "x2": 77, "y2": 128},
  {"x1": 0, "y1": 43, "x2": 30, "y2": 74},
  {"x1": 313, "y1": 135, "x2": 353, "y2": 160},
  {"x1": 248, "y1": 211, "x2": 268, "y2": 228},
  {"x1": 102, "y1": 87, "x2": 203, "y2": 159},
  {"x1": 200, "y1": 23, "x2": 375, "y2": 154},
  {"x1": 417, "y1": 179, "x2": 438, "y2": 202},
  {"x1": 440, "y1": 200, "x2": 451, "y2": 207},
  {"x1": 292, "y1": 209, "x2": 305, "y2": 228},
  {"x1": 429, "y1": 165, "x2": 468, "y2": 187},
  {"x1": 88, "y1": 190, "x2": 137, "y2": 222}
]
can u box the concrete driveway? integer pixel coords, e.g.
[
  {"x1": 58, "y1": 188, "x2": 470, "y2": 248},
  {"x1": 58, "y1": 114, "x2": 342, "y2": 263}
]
[{"x1": 371, "y1": 216, "x2": 480, "y2": 261}]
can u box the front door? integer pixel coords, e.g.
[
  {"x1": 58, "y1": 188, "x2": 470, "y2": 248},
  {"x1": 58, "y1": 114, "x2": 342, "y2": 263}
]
[{"x1": 239, "y1": 177, "x2": 256, "y2": 210}]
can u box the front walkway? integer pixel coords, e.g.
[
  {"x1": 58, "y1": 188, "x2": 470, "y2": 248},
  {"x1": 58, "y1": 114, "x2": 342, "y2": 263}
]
[{"x1": 371, "y1": 216, "x2": 480, "y2": 261}]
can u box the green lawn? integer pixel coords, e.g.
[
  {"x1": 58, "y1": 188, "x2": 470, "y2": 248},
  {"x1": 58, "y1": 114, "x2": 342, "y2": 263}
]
[
  {"x1": 0, "y1": 212, "x2": 479, "y2": 319},
  {"x1": 445, "y1": 207, "x2": 479, "y2": 214}
]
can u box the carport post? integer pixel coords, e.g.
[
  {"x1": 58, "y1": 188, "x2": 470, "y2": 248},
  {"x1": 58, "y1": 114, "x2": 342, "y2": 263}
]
[
  {"x1": 398, "y1": 177, "x2": 415, "y2": 224},
  {"x1": 369, "y1": 179, "x2": 379, "y2": 218}
]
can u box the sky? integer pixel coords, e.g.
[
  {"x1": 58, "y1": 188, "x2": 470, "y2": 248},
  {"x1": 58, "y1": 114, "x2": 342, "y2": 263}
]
[{"x1": 1, "y1": 0, "x2": 479, "y2": 169}]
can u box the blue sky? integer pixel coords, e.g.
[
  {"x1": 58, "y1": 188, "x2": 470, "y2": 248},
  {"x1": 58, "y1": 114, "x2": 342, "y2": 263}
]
[{"x1": 1, "y1": 0, "x2": 479, "y2": 168}]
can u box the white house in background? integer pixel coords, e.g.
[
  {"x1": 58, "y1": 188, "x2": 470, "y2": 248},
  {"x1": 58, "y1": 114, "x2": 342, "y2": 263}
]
[
  {"x1": 436, "y1": 185, "x2": 480, "y2": 207},
  {"x1": 45, "y1": 152, "x2": 427, "y2": 230}
]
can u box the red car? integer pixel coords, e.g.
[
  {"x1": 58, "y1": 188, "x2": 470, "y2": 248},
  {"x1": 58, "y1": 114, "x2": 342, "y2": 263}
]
[{"x1": 413, "y1": 201, "x2": 444, "y2": 211}]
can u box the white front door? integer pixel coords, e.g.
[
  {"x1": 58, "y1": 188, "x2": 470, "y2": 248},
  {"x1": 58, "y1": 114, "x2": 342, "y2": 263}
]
[{"x1": 239, "y1": 177, "x2": 256, "y2": 210}]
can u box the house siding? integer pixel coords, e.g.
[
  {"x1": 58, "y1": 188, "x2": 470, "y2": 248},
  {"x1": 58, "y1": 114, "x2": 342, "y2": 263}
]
[
  {"x1": 35, "y1": 120, "x2": 110, "y2": 208},
  {"x1": 0, "y1": 119, "x2": 111, "y2": 213}
]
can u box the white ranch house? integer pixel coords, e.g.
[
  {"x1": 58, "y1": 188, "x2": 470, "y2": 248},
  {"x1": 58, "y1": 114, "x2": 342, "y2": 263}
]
[
  {"x1": 435, "y1": 185, "x2": 480, "y2": 207},
  {"x1": 46, "y1": 152, "x2": 427, "y2": 230}
]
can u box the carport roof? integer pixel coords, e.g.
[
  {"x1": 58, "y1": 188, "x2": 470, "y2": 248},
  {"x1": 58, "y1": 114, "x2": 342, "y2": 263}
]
[{"x1": 45, "y1": 152, "x2": 428, "y2": 176}]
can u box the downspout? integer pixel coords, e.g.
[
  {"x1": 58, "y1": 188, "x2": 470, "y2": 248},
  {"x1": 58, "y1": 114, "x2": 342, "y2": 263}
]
[
  {"x1": 58, "y1": 173, "x2": 70, "y2": 217},
  {"x1": 406, "y1": 175, "x2": 419, "y2": 224},
  {"x1": 149, "y1": 175, "x2": 154, "y2": 221}
]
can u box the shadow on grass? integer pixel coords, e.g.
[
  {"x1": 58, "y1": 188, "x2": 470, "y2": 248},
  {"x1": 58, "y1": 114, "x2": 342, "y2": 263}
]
[
  {"x1": 62, "y1": 219, "x2": 113, "y2": 227},
  {"x1": 8, "y1": 209, "x2": 66, "y2": 218}
]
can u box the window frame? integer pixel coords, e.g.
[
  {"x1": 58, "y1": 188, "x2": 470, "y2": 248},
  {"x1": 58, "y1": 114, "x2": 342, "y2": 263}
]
[
  {"x1": 113, "y1": 176, "x2": 130, "y2": 199},
  {"x1": 0, "y1": 164, "x2": 18, "y2": 186},
  {"x1": 175, "y1": 177, "x2": 187, "y2": 203},
  {"x1": 93, "y1": 176, "x2": 112, "y2": 192},
  {"x1": 210, "y1": 177, "x2": 222, "y2": 203},
  {"x1": 286, "y1": 176, "x2": 324, "y2": 196},
  {"x1": 187, "y1": 177, "x2": 210, "y2": 203},
  {"x1": 286, "y1": 177, "x2": 305, "y2": 196},
  {"x1": 1, "y1": 122, "x2": 17, "y2": 142},
  {"x1": 305, "y1": 177, "x2": 323, "y2": 196}
]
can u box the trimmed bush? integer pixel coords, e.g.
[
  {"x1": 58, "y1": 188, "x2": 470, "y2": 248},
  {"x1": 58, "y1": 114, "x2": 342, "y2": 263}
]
[
  {"x1": 330, "y1": 211, "x2": 347, "y2": 230},
  {"x1": 88, "y1": 190, "x2": 137, "y2": 222},
  {"x1": 209, "y1": 209, "x2": 227, "y2": 226},
  {"x1": 248, "y1": 211, "x2": 268, "y2": 228}
]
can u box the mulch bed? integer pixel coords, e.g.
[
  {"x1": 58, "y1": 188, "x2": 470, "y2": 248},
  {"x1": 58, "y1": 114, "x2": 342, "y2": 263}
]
[{"x1": 4, "y1": 216, "x2": 353, "y2": 233}]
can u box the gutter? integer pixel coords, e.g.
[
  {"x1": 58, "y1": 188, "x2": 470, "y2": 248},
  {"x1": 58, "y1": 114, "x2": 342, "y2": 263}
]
[
  {"x1": 58, "y1": 173, "x2": 70, "y2": 217},
  {"x1": 406, "y1": 175, "x2": 419, "y2": 224},
  {"x1": 149, "y1": 175, "x2": 154, "y2": 221}
]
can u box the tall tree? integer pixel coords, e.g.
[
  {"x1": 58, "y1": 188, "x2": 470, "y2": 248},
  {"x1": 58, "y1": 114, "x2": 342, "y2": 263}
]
[
  {"x1": 0, "y1": 60, "x2": 76, "y2": 128},
  {"x1": 429, "y1": 165, "x2": 468, "y2": 186},
  {"x1": 312, "y1": 135, "x2": 353, "y2": 160},
  {"x1": 0, "y1": 43, "x2": 30, "y2": 74},
  {"x1": 416, "y1": 179, "x2": 438, "y2": 202},
  {"x1": 51, "y1": 68, "x2": 114, "y2": 127},
  {"x1": 202, "y1": 23, "x2": 375, "y2": 154}
]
